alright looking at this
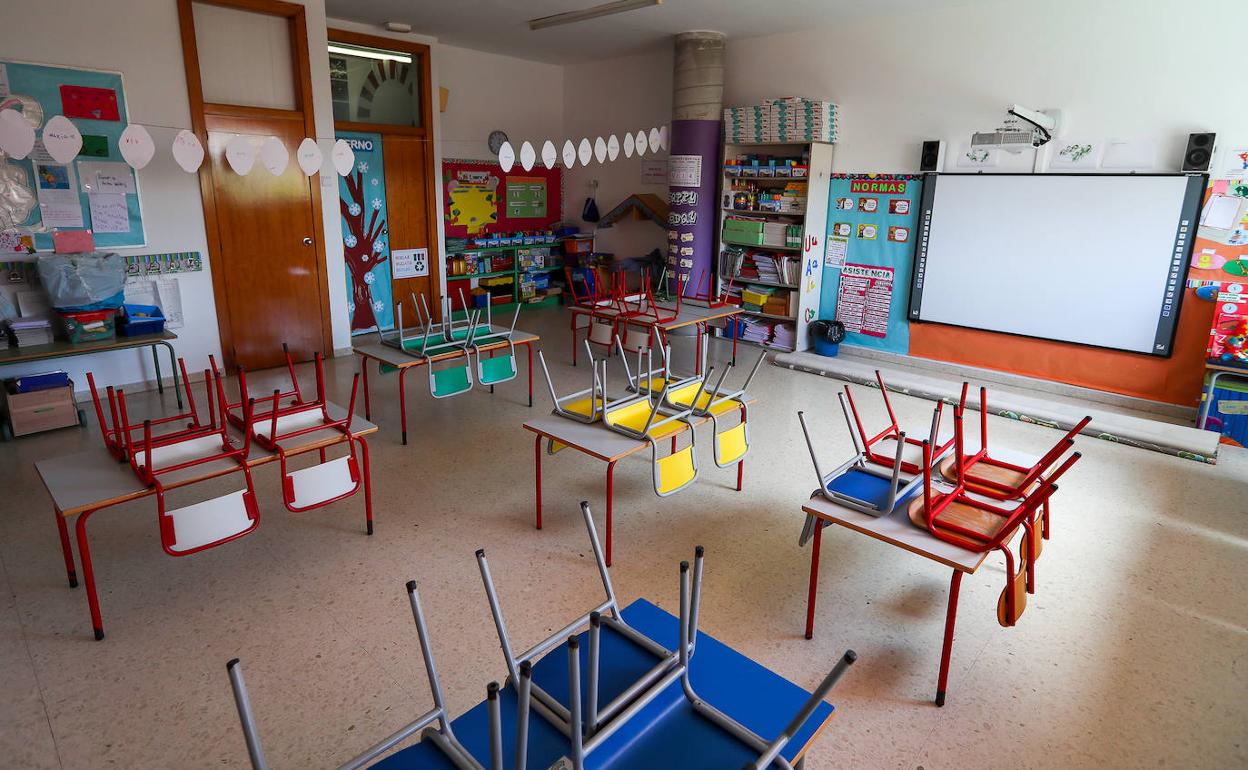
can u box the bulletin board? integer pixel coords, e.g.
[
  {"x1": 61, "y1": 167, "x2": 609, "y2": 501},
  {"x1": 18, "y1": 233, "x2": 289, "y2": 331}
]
[
  {"x1": 442, "y1": 159, "x2": 561, "y2": 237},
  {"x1": 819, "y1": 174, "x2": 922, "y2": 355},
  {"x1": 1185, "y1": 174, "x2": 1248, "y2": 288},
  {"x1": 0, "y1": 59, "x2": 146, "y2": 250},
  {"x1": 337, "y1": 131, "x2": 394, "y2": 336}
]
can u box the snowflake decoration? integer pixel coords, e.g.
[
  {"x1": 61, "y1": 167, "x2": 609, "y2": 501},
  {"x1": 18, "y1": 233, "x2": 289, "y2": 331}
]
[
  {"x1": 373, "y1": 300, "x2": 385, "y2": 312},
  {"x1": 344, "y1": 234, "x2": 358, "y2": 248},
  {"x1": 348, "y1": 203, "x2": 361, "y2": 216},
  {"x1": 364, "y1": 271, "x2": 376, "y2": 284},
  {"x1": 371, "y1": 178, "x2": 379, "y2": 187},
  {"x1": 347, "y1": 302, "x2": 355, "y2": 314},
  {"x1": 361, "y1": 253, "x2": 369, "y2": 262},
  {"x1": 358, "y1": 161, "x2": 369, "y2": 173},
  {"x1": 373, "y1": 239, "x2": 386, "y2": 252},
  {"x1": 371, "y1": 198, "x2": 382, "y2": 211}
]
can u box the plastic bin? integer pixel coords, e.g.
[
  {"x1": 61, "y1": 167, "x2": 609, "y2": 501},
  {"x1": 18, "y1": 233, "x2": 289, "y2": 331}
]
[
  {"x1": 1205, "y1": 375, "x2": 1248, "y2": 447},
  {"x1": 117, "y1": 304, "x2": 166, "y2": 336},
  {"x1": 59, "y1": 309, "x2": 116, "y2": 343}
]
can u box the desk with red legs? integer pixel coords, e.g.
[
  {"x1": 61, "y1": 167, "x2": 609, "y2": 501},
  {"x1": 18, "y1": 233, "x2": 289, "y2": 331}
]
[
  {"x1": 569, "y1": 301, "x2": 742, "y2": 369},
  {"x1": 801, "y1": 445, "x2": 1040, "y2": 707},
  {"x1": 523, "y1": 409, "x2": 749, "y2": 567},
  {"x1": 35, "y1": 403, "x2": 376, "y2": 640},
  {"x1": 353, "y1": 329, "x2": 540, "y2": 445}
]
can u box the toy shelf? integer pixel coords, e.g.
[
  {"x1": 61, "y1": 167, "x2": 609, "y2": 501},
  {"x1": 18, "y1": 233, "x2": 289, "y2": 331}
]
[
  {"x1": 721, "y1": 207, "x2": 806, "y2": 217},
  {"x1": 447, "y1": 270, "x2": 512, "y2": 280},
  {"x1": 444, "y1": 240, "x2": 567, "y2": 310},
  {"x1": 721, "y1": 240, "x2": 802, "y2": 252},
  {"x1": 718, "y1": 272, "x2": 797, "y2": 290}
]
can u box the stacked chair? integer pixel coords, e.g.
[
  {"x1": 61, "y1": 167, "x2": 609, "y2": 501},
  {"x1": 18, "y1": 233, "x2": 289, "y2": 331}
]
[
  {"x1": 225, "y1": 502, "x2": 857, "y2": 769},
  {"x1": 87, "y1": 357, "x2": 213, "y2": 462}
]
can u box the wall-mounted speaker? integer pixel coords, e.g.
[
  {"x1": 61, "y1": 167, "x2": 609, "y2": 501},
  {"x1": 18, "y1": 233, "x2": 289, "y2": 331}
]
[
  {"x1": 919, "y1": 140, "x2": 946, "y2": 172},
  {"x1": 1181, "y1": 132, "x2": 1216, "y2": 172}
]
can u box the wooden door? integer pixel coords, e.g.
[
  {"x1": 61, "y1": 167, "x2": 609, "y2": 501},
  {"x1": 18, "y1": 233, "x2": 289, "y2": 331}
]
[
  {"x1": 384, "y1": 135, "x2": 441, "y2": 325},
  {"x1": 205, "y1": 114, "x2": 328, "y2": 369}
]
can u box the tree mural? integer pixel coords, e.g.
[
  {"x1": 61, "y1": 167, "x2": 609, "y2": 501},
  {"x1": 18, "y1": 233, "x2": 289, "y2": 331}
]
[{"x1": 340, "y1": 166, "x2": 389, "y2": 332}]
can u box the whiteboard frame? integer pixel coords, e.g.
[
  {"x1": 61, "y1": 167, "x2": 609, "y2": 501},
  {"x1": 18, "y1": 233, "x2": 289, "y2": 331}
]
[{"x1": 907, "y1": 172, "x2": 1206, "y2": 358}]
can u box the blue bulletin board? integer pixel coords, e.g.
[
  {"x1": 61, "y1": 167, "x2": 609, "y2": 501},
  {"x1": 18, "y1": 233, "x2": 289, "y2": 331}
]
[
  {"x1": 0, "y1": 60, "x2": 146, "y2": 250},
  {"x1": 820, "y1": 174, "x2": 922, "y2": 355},
  {"x1": 336, "y1": 131, "x2": 394, "y2": 335}
]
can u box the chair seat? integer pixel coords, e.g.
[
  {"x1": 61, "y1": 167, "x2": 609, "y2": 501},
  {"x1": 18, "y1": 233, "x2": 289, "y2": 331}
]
[
  {"x1": 478, "y1": 353, "x2": 517, "y2": 385},
  {"x1": 251, "y1": 406, "x2": 331, "y2": 442},
  {"x1": 715, "y1": 423, "x2": 748, "y2": 466},
  {"x1": 605, "y1": 399, "x2": 684, "y2": 440},
  {"x1": 907, "y1": 495, "x2": 1012, "y2": 542},
  {"x1": 165, "y1": 490, "x2": 255, "y2": 554},
  {"x1": 938, "y1": 455, "x2": 1031, "y2": 496},
  {"x1": 656, "y1": 445, "x2": 697, "y2": 495},
  {"x1": 287, "y1": 456, "x2": 357, "y2": 509},
  {"x1": 146, "y1": 434, "x2": 231, "y2": 471},
  {"x1": 561, "y1": 396, "x2": 603, "y2": 417},
  {"x1": 824, "y1": 467, "x2": 902, "y2": 513},
  {"x1": 431, "y1": 364, "x2": 472, "y2": 398}
]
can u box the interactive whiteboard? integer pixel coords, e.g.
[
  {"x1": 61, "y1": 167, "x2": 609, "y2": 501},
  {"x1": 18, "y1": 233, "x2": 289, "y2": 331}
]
[{"x1": 908, "y1": 173, "x2": 1204, "y2": 356}]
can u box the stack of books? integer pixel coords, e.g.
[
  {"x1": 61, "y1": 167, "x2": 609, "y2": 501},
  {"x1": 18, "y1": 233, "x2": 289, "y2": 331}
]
[
  {"x1": 765, "y1": 97, "x2": 838, "y2": 143},
  {"x1": 771, "y1": 322, "x2": 797, "y2": 350},
  {"x1": 723, "y1": 104, "x2": 770, "y2": 143},
  {"x1": 7, "y1": 318, "x2": 54, "y2": 347}
]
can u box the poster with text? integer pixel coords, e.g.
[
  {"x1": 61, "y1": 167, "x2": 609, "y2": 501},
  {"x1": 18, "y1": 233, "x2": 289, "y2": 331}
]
[
  {"x1": 820, "y1": 174, "x2": 922, "y2": 354},
  {"x1": 337, "y1": 131, "x2": 394, "y2": 335}
]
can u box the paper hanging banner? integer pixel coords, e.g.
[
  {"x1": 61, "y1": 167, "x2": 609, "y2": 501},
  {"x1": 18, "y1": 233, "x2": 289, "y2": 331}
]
[
  {"x1": 331, "y1": 139, "x2": 354, "y2": 176},
  {"x1": 540, "y1": 140, "x2": 557, "y2": 170},
  {"x1": 658, "y1": 125, "x2": 669, "y2": 152},
  {"x1": 577, "y1": 138, "x2": 592, "y2": 166},
  {"x1": 623, "y1": 131, "x2": 635, "y2": 158},
  {"x1": 498, "y1": 140, "x2": 515, "y2": 172},
  {"x1": 226, "y1": 135, "x2": 257, "y2": 176},
  {"x1": 42, "y1": 115, "x2": 83, "y2": 164},
  {"x1": 594, "y1": 137, "x2": 607, "y2": 164},
  {"x1": 648, "y1": 127, "x2": 661, "y2": 153},
  {"x1": 296, "y1": 137, "x2": 322, "y2": 176},
  {"x1": 519, "y1": 141, "x2": 535, "y2": 172},
  {"x1": 0, "y1": 108, "x2": 36, "y2": 159},
  {"x1": 118, "y1": 124, "x2": 156, "y2": 169},
  {"x1": 171, "y1": 130, "x2": 204, "y2": 173},
  {"x1": 562, "y1": 139, "x2": 576, "y2": 169},
  {"x1": 260, "y1": 136, "x2": 289, "y2": 176},
  {"x1": 634, "y1": 130, "x2": 648, "y2": 156},
  {"x1": 607, "y1": 134, "x2": 620, "y2": 161}
]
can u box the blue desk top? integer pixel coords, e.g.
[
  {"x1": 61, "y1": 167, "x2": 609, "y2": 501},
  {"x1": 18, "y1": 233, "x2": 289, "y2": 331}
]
[{"x1": 373, "y1": 599, "x2": 836, "y2": 769}]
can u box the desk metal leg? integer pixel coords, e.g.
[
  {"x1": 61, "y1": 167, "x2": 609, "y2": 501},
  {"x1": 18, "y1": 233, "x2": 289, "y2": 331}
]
[
  {"x1": 53, "y1": 507, "x2": 77, "y2": 588},
  {"x1": 73, "y1": 508, "x2": 105, "y2": 640},
  {"x1": 360, "y1": 437, "x2": 374, "y2": 535},
  {"x1": 157, "y1": 341, "x2": 183, "y2": 409},
  {"x1": 732, "y1": 325, "x2": 738, "y2": 366},
  {"x1": 736, "y1": 458, "x2": 744, "y2": 491},
  {"x1": 527, "y1": 343, "x2": 534, "y2": 407},
  {"x1": 571, "y1": 312, "x2": 578, "y2": 366},
  {"x1": 605, "y1": 460, "x2": 616, "y2": 568},
  {"x1": 1197, "y1": 371, "x2": 1222, "y2": 430},
  {"x1": 804, "y1": 522, "x2": 822, "y2": 640},
  {"x1": 936, "y1": 570, "x2": 963, "y2": 707},
  {"x1": 398, "y1": 366, "x2": 409, "y2": 445},
  {"x1": 361, "y1": 355, "x2": 372, "y2": 421},
  {"x1": 534, "y1": 434, "x2": 543, "y2": 530}
]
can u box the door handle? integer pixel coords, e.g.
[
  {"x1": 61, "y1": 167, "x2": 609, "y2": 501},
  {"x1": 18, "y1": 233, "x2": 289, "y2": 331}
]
[{"x1": 302, "y1": 237, "x2": 313, "y2": 246}]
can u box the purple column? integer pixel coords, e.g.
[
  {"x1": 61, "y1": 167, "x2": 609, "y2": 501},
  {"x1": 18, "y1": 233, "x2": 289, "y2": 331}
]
[{"x1": 667, "y1": 118, "x2": 722, "y2": 298}]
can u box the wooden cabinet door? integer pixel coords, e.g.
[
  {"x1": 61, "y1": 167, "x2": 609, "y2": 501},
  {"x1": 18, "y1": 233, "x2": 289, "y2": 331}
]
[
  {"x1": 204, "y1": 114, "x2": 330, "y2": 370},
  {"x1": 383, "y1": 134, "x2": 441, "y2": 325}
]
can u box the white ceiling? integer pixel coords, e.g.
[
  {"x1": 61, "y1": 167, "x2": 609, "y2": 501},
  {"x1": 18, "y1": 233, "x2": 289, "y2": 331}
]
[{"x1": 325, "y1": 0, "x2": 977, "y2": 64}]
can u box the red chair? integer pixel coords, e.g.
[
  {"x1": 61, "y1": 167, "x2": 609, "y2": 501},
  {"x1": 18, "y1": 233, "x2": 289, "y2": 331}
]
[
  {"x1": 211, "y1": 343, "x2": 307, "y2": 429},
  {"x1": 842, "y1": 371, "x2": 957, "y2": 476},
  {"x1": 87, "y1": 358, "x2": 211, "y2": 461}
]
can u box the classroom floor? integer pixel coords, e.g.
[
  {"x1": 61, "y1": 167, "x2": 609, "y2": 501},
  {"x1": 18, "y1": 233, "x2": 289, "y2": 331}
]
[{"x1": 1, "y1": 307, "x2": 1245, "y2": 769}]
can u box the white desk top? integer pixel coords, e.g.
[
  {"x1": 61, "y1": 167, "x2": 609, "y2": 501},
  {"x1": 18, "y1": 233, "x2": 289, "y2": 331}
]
[
  {"x1": 523, "y1": 415, "x2": 654, "y2": 462},
  {"x1": 354, "y1": 328, "x2": 540, "y2": 368},
  {"x1": 37, "y1": 402, "x2": 375, "y2": 517}
]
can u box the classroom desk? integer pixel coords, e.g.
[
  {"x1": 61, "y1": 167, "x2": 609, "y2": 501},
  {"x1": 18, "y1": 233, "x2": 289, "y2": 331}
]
[
  {"x1": 801, "y1": 445, "x2": 1040, "y2": 707},
  {"x1": 0, "y1": 330, "x2": 182, "y2": 412},
  {"x1": 35, "y1": 403, "x2": 376, "y2": 640},
  {"x1": 569, "y1": 301, "x2": 742, "y2": 369},
  {"x1": 377, "y1": 598, "x2": 836, "y2": 769},
  {"x1": 523, "y1": 404, "x2": 750, "y2": 567},
  {"x1": 352, "y1": 328, "x2": 540, "y2": 445},
  {"x1": 1197, "y1": 362, "x2": 1248, "y2": 430}
]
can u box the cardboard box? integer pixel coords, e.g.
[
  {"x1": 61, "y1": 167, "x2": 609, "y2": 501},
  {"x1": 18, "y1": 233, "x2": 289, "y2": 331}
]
[{"x1": 3, "y1": 381, "x2": 80, "y2": 437}]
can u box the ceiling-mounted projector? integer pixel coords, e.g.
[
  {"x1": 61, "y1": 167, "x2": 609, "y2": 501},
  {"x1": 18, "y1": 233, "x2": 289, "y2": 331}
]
[{"x1": 972, "y1": 104, "x2": 1060, "y2": 153}]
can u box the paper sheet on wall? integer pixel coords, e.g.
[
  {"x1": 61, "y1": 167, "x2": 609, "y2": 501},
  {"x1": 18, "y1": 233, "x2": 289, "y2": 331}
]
[
  {"x1": 824, "y1": 236, "x2": 847, "y2": 268},
  {"x1": 124, "y1": 279, "x2": 159, "y2": 306},
  {"x1": 836, "y1": 263, "x2": 894, "y2": 338},
  {"x1": 88, "y1": 193, "x2": 130, "y2": 233},
  {"x1": 156, "y1": 279, "x2": 184, "y2": 329},
  {"x1": 1201, "y1": 194, "x2": 1242, "y2": 231},
  {"x1": 391, "y1": 247, "x2": 428, "y2": 279},
  {"x1": 34, "y1": 162, "x2": 84, "y2": 228},
  {"x1": 77, "y1": 160, "x2": 136, "y2": 194}
]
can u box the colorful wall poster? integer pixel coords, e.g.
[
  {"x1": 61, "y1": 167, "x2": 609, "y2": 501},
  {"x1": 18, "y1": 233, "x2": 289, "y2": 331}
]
[
  {"x1": 337, "y1": 131, "x2": 394, "y2": 335},
  {"x1": 442, "y1": 158, "x2": 561, "y2": 238},
  {"x1": 1187, "y1": 176, "x2": 1248, "y2": 289},
  {"x1": 820, "y1": 174, "x2": 922, "y2": 354},
  {"x1": 0, "y1": 59, "x2": 145, "y2": 249}
]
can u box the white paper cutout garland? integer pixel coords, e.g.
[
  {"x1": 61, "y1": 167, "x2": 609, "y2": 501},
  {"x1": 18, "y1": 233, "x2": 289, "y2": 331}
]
[
  {"x1": 296, "y1": 137, "x2": 322, "y2": 176},
  {"x1": 519, "y1": 141, "x2": 536, "y2": 172},
  {"x1": 623, "y1": 131, "x2": 634, "y2": 158},
  {"x1": 541, "y1": 140, "x2": 557, "y2": 169},
  {"x1": 0, "y1": 109, "x2": 37, "y2": 159},
  {"x1": 331, "y1": 139, "x2": 355, "y2": 176},
  {"x1": 119, "y1": 124, "x2": 156, "y2": 169},
  {"x1": 577, "y1": 138, "x2": 592, "y2": 166},
  {"x1": 658, "y1": 125, "x2": 669, "y2": 152},
  {"x1": 226, "y1": 135, "x2": 257, "y2": 176},
  {"x1": 42, "y1": 116, "x2": 83, "y2": 164},
  {"x1": 498, "y1": 140, "x2": 515, "y2": 172},
  {"x1": 562, "y1": 140, "x2": 576, "y2": 169},
  {"x1": 607, "y1": 135, "x2": 620, "y2": 161},
  {"x1": 260, "y1": 136, "x2": 289, "y2": 176},
  {"x1": 171, "y1": 130, "x2": 205, "y2": 173},
  {"x1": 648, "y1": 128, "x2": 661, "y2": 154},
  {"x1": 635, "y1": 130, "x2": 648, "y2": 157},
  {"x1": 594, "y1": 137, "x2": 607, "y2": 164}
]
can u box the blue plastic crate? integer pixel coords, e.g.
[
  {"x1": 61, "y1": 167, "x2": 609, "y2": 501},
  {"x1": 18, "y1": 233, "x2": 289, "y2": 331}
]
[{"x1": 117, "y1": 304, "x2": 166, "y2": 337}]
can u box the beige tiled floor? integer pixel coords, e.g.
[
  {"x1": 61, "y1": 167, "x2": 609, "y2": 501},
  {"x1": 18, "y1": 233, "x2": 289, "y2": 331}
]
[{"x1": 1, "y1": 308, "x2": 1245, "y2": 769}]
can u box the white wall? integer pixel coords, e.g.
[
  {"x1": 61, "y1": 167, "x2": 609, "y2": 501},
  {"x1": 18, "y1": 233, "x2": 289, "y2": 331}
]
[
  {"x1": 562, "y1": 45, "x2": 673, "y2": 263},
  {"x1": 725, "y1": 0, "x2": 1248, "y2": 173}
]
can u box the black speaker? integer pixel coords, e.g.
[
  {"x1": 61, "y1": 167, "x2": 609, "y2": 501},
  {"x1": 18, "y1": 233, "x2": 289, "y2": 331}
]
[
  {"x1": 919, "y1": 140, "x2": 945, "y2": 172},
  {"x1": 1181, "y1": 132, "x2": 1216, "y2": 172}
]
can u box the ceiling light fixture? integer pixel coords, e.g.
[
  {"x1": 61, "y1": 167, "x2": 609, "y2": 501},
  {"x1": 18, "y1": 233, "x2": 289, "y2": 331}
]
[
  {"x1": 528, "y1": 0, "x2": 662, "y2": 31},
  {"x1": 327, "y1": 44, "x2": 411, "y2": 64}
]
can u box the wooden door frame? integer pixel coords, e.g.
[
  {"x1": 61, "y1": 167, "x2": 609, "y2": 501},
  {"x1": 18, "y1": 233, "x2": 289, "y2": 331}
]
[
  {"x1": 178, "y1": 0, "x2": 334, "y2": 370},
  {"x1": 327, "y1": 27, "x2": 442, "y2": 320}
]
